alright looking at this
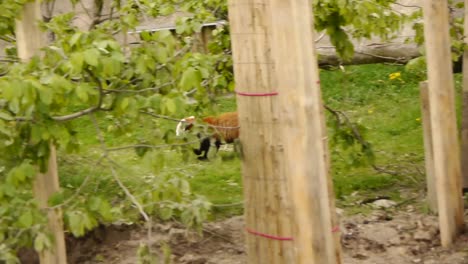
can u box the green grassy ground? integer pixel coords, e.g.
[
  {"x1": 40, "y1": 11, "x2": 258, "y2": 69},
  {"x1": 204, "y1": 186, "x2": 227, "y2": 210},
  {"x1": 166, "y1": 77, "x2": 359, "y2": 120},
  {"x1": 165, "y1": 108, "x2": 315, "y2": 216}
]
[{"x1": 59, "y1": 63, "x2": 464, "y2": 221}]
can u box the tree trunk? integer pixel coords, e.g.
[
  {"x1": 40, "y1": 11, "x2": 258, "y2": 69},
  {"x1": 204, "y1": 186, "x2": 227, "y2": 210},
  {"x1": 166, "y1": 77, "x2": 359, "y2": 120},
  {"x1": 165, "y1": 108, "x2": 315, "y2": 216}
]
[
  {"x1": 15, "y1": 1, "x2": 67, "y2": 263},
  {"x1": 422, "y1": 0, "x2": 464, "y2": 247}
]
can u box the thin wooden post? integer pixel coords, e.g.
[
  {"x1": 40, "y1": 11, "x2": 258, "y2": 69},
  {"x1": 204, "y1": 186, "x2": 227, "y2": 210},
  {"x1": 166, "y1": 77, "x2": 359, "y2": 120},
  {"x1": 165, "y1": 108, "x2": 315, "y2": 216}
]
[
  {"x1": 269, "y1": 0, "x2": 340, "y2": 263},
  {"x1": 228, "y1": 1, "x2": 295, "y2": 263},
  {"x1": 420, "y1": 81, "x2": 437, "y2": 212},
  {"x1": 16, "y1": 1, "x2": 68, "y2": 263},
  {"x1": 422, "y1": 1, "x2": 464, "y2": 247},
  {"x1": 461, "y1": 0, "x2": 468, "y2": 190}
]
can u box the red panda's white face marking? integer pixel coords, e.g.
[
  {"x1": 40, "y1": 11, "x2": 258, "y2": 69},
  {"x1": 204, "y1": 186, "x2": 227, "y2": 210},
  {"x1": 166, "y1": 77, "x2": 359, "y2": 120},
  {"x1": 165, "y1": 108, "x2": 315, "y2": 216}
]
[{"x1": 176, "y1": 116, "x2": 195, "y2": 136}]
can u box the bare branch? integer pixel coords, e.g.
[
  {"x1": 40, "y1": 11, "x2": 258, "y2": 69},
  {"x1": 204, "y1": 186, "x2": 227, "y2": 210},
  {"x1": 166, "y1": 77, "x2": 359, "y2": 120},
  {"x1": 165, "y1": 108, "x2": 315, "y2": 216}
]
[
  {"x1": 315, "y1": 31, "x2": 326, "y2": 43},
  {"x1": 106, "y1": 141, "x2": 200, "y2": 152},
  {"x1": 324, "y1": 104, "x2": 368, "y2": 146},
  {"x1": 393, "y1": 2, "x2": 422, "y2": 9},
  {"x1": 105, "y1": 81, "x2": 175, "y2": 93},
  {"x1": 0, "y1": 59, "x2": 18, "y2": 63},
  {"x1": 90, "y1": 113, "x2": 151, "y2": 222},
  {"x1": 354, "y1": 51, "x2": 408, "y2": 63},
  {"x1": 140, "y1": 111, "x2": 241, "y2": 130},
  {"x1": 53, "y1": 107, "x2": 98, "y2": 121},
  {"x1": 0, "y1": 35, "x2": 15, "y2": 43},
  {"x1": 51, "y1": 69, "x2": 104, "y2": 121}
]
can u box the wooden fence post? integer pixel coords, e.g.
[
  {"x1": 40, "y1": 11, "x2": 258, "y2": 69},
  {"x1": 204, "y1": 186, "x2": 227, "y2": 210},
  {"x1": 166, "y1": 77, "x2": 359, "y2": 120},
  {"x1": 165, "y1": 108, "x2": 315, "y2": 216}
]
[
  {"x1": 461, "y1": 0, "x2": 468, "y2": 190},
  {"x1": 422, "y1": 0, "x2": 464, "y2": 247},
  {"x1": 419, "y1": 81, "x2": 437, "y2": 213},
  {"x1": 228, "y1": 0, "x2": 295, "y2": 263},
  {"x1": 15, "y1": 1, "x2": 68, "y2": 263},
  {"x1": 269, "y1": 0, "x2": 340, "y2": 263}
]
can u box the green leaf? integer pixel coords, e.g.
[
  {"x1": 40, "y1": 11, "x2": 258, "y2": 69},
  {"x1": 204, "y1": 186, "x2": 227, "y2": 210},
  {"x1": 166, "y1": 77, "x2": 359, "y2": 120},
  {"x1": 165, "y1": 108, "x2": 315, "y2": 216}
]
[
  {"x1": 76, "y1": 84, "x2": 90, "y2": 102},
  {"x1": 88, "y1": 196, "x2": 102, "y2": 212},
  {"x1": 84, "y1": 49, "x2": 100, "y2": 67},
  {"x1": 18, "y1": 211, "x2": 33, "y2": 228},
  {"x1": 8, "y1": 98, "x2": 19, "y2": 114},
  {"x1": 120, "y1": 97, "x2": 129, "y2": 111},
  {"x1": 34, "y1": 233, "x2": 51, "y2": 252},
  {"x1": 0, "y1": 111, "x2": 13, "y2": 121},
  {"x1": 30, "y1": 125, "x2": 43, "y2": 144},
  {"x1": 48, "y1": 191, "x2": 65, "y2": 207},
  {"x1": 180, "y1": 210, "x2": 193, "y2": 226},
  {"x1": 164, "y1": 98, "x2": 176, "y2": 114},
  {"x1": 98, "y1": 200, "x2": 113, "y2": 221},
  {"x1": 67, "y1": 211, "x2": 85, "y2": 237},
  {"x1": 155, "y1": 46, "x2": 168, "y2": 63},
  {"x1": 38, "y1": 86, "x2": 53, "y2": 105},
  {"x1": 135, "y1": 145, "x2": 149, "y2": 157},
  {"x1": 148, "y1": 94, "x2": 162, "y2": 109},
  {"x1": 179, "y1": 67, "x2": 201, "y2": 91},
  {"x1": 69, "y1": 32, "x2": 83, "y2": 48},
  {"x1": 70, "y1": 52, "x2": 84, "y2": 72},
  {"x1": 159, "y1": 207, "x2": 173, "y2": 220}
]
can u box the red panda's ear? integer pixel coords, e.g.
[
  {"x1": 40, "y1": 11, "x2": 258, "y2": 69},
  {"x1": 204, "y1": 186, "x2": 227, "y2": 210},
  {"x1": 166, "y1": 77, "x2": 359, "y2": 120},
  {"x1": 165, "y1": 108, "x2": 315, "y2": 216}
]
[{"x1": 186, "y1": 116, "x2": 195, "y2": 124}]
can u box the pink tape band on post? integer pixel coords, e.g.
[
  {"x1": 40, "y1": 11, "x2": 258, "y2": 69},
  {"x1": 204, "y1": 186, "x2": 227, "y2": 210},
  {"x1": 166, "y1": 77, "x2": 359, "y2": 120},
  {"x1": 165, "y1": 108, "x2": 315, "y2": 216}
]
[
  {"x1": 246, "y1": 225, "x2": 340, "y2": 241},
  {"x1": 246, "y1": 228, "x2": 293, "y2": 241},
  {"x1": 331, "y1": 225, "x2": 340, "y2": 233}
]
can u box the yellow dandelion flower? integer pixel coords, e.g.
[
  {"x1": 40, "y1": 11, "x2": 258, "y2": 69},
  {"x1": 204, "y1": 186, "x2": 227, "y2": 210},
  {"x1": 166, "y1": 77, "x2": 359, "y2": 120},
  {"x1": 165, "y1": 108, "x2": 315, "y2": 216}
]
[
  {"x1": 368, "y1": 109, "x2": 374, "y2": 114},
  {"x1": 389, "y1": 72, "x2": 401, "y2": 80},
  {"x1": 416, "y1": 118, "x2": 421, "y2": 122}
]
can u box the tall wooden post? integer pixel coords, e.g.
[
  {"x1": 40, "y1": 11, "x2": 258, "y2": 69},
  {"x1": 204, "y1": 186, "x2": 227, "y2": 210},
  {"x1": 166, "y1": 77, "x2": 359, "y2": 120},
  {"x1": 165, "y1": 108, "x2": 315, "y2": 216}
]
[
  {"x1": 269, "y1": 0, "x2": 340, "y2": 263},
  {"x1": 419, "y1": 81, "x2": 437, "y2": 212},
  {"x1": 16, "y1": 1, "x2": 68, "y2": 263},
  {"x1": 461, "y1": 0, "x2": 468, "y2": 190},
  {"x1": 422, "y1": 1, "x2": 464, "y2": 247},
  {"x1": 228, "y1": 0, "x2": 295, "y2": 263}
]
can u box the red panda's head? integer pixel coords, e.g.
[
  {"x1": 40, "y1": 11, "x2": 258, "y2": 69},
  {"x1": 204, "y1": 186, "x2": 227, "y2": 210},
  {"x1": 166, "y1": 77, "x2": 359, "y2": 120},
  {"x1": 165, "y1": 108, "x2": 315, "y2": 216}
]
[{"x1": 176, "y1": 116, "x2": 195, "y2": 136}]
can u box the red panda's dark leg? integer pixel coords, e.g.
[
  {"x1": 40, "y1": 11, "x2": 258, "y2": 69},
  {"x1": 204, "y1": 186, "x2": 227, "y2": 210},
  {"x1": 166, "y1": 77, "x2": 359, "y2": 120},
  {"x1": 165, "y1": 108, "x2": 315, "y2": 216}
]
[
  {"x1": 215, "y1": 140, "x2": 222, "y2": 152},
  {"x1": 194, "y1": 135, "x2": 211, "y2": 160}
]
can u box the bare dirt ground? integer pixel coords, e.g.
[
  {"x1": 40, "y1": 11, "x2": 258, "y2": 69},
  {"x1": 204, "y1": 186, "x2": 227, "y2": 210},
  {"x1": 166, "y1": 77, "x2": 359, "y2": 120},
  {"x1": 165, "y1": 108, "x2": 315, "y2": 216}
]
[{"x1": 62, "y1": 206, "x2": 468, "y2": 264}]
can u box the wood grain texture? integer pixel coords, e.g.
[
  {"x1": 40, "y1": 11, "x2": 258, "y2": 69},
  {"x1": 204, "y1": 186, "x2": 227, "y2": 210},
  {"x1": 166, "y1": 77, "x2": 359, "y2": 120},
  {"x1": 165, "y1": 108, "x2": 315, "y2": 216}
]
[
  {"x1": 228, "y1": 1, "x2": 294, "y2": 263},
  {"x1": 16, "y1": 2, "x2": 68, "y2": 263},
  {"x1": 420, "y1": 81, "x2": 437, "y2": 213},
  {"x1": 422, "y1": 0, "x2": 464, "y2": 247},
  {"x1": 269, "y1": 0, "x2": 340, "y2": 263},
  {"x1": 461, "y1": 0, "x2": 468, "y2": 189}
]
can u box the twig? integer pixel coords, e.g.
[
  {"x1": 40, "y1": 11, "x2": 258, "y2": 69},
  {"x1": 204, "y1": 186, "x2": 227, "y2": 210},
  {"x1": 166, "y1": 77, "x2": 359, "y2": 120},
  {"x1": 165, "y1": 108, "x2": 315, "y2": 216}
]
[
  {"x1": 323, "y1": 104, "x2": 368, "y2": 147},
  {"x1": 315, "y1": 32, "x2": 326, "y2": 43},
  {"x1": 393, "y1": 2, "x2": 421, "y2": 9},
  {"x1": 46, "y1": 174, "x2": 91, "y2": 210},
  {"x1": 372, "y1": 164, "x2": 400, "y2": 176},
  {"x1": 90, "y1": 114, "x2": 150, "y2": 223},
  {"x1": 0, "y1": 35, "x2": 15, "y2": 43},
  {"x1": 106, "y1": 141, "x2": 200, "y2": 152},
  {"x1": 52, "y1": 107, "x2": 99, "y2": 121},
  {"x1": 354, "y1": 51, "x2": 408, "y2": 62},
  {"x1": 0, "y1": 58, "x2": 18, "y2": 63},
  {"x1": 211, "y1": 202, "x2": 243, "y2": 207},
  {"x1": 140, "y1": 111, "x2": 240, "y2": 130},
  {"x1": 90, "y1": 113, "x2": 155, "y2": 251},
  {"x1": 104, "y1": 81, "x2": 174, "y2": 93}
]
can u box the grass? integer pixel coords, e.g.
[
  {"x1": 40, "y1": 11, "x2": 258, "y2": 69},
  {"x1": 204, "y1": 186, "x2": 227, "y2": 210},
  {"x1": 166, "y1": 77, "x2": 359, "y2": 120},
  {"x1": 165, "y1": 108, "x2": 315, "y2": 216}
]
[{"x1": 58, "y1": 63, "x2": 465, "y2": 223}]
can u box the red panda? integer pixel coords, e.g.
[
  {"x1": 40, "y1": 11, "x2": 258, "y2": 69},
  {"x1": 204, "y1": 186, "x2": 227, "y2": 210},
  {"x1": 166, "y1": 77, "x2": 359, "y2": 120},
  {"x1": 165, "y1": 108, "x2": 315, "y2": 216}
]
[{"x1": 176, "y1": 112, "x2": 240, "y2": 160}]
